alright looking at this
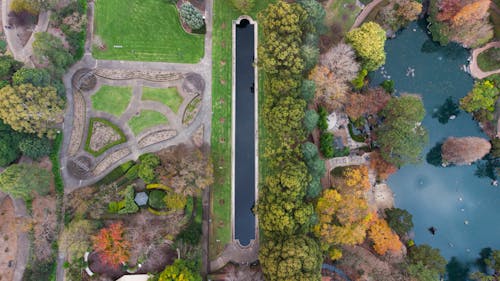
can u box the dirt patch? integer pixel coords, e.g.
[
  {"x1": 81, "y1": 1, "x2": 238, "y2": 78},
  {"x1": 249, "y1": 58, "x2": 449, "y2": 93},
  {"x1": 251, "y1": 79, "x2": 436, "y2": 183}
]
[
  {"x1": 0, "y1": 198, "x2": 18, "y2": 281},
  {"x1": 32, "y1": 195, "x2": 57, "y2": 262},
  {"x1": 89, "y1": 121, "x2": 122, "y2": 152}
]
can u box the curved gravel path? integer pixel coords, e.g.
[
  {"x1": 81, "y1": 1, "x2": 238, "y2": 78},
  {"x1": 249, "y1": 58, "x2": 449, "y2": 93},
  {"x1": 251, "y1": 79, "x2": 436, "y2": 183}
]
[{"x1": 469, "y1": 41, "x2": 500, "y2": 79}]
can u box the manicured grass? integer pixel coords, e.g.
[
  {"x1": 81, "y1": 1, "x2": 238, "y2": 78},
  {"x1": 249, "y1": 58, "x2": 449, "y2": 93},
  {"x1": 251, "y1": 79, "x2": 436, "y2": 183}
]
[
  {"x1": 210, "y1": 0, "x2": 275, "y2": 260},
  {"x1": 127, "y1": 110, "x2": 168, "y2": 135},
  {"x1": 93, "y1": 0, "x2": 204, "y2": 63},
  {"x1": 477, "y1": 48, "x2": 500, "y2": 72},
  {"x1": 142, "y1": 87, "x2": 184, "y2": 113},
  {"x1": 324, "y1": 0, "x2": 362, "y2": 43},
  {"x1": 91, "y1": 85, "x2": 133, "y2": 117}
]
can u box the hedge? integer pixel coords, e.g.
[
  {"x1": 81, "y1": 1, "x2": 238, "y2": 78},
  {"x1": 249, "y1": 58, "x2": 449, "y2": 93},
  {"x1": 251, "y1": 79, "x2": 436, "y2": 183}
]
[
  {"x1": 49, "y1": 132, "x2": 64, "y2": 195},
  {"x1": 96, "y1": 160, "x2": 134, "y2": 186},
  {"x1": 84, "y1": 118, "x2": 127, "y2": 157}
]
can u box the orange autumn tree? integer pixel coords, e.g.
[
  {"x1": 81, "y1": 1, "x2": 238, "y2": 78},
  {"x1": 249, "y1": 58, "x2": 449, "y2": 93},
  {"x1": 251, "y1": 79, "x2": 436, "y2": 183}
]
[
  {"x1": 370, "y1": 151, "x2": 397, "y2": 180},
  {"x1": 368, "y1": 218, "x2": 403, "y2": 255},
  {"x1": 451, "y1": 0, "x2": 490, "y2": 27},
  {"x1": 92, "y1": 222, "x2": 130, "y2": 268}
]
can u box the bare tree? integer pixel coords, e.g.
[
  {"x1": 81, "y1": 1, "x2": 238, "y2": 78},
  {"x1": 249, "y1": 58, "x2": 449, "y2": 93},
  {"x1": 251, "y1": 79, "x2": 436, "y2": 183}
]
[
  {"x1": 321, "y1": 43, "x2": 360, "y2": 83},
  {"x1": 441, "y1": 136, "x2": 491, "y2": 165}
]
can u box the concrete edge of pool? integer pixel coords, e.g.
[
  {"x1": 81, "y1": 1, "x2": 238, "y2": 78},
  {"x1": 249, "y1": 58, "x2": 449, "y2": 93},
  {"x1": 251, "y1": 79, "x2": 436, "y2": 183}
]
[{"x1": 231, "y1": 15, "x2": 259, "y2": 249}]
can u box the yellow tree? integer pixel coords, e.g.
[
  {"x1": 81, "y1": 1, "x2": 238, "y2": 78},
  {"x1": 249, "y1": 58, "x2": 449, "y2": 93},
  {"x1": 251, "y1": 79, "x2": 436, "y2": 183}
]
[
  {"x1": 0, "y1": 84, "x2": 64, "y2": 138},
  {"x1": 368, "y1": 218, "x2": 403, "y2": 255},
  {"x1": 309, "y1": 65, "x2": 348, "y2": 111},
  {"x1": 346, "y1": 22, "x2": 386, "y2": 71}
]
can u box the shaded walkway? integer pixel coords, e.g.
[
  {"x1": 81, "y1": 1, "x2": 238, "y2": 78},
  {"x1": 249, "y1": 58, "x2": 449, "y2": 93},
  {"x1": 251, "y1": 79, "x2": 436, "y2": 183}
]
[{"x1": 351, "y1": 0, "x2": 385, "y2": 30}]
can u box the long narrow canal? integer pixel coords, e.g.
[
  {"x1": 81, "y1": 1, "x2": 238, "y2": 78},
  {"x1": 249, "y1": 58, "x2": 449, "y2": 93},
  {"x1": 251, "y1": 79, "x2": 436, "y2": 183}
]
[{"x1": 234, "y1": 19, "x2": 256, "y2": 246}]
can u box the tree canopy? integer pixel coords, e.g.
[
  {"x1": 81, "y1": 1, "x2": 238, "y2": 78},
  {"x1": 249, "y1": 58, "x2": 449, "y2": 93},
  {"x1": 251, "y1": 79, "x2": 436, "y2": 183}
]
[
  {"x1": 158, "y1": 259, "x2": 201, "y2": 281},
  {"x1": 441, "y1": 136, "x2": 491, "y2": 165},
  {"x1": 346, "y1": 22, "x2": 386, "y2": 71},
  {"x1": 0, "y1": 163, "x2": 51, "y2": 200},
  {"x1": 0, "y1": 84, "x2": 64, "y2": 138},
  {"x1": 376, "y1": 95, "x2": 428, "y2": 167}
]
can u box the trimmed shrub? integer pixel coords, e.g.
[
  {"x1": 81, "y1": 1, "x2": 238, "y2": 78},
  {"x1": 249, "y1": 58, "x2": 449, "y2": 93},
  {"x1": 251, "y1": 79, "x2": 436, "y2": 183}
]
[
  {"x1": 380, "y1": 79, "x2": 394, "y2": 93},
  {"x1": 317, "y1": 106, "x2": 328, "y2": 131},
  {"x1": 124, "y1": 164, "x2": 139, "y2": 181},
  {"x1": 231, "y1": 0, "x2": 255, "y2": 13},
  {"x1": 148, "y1": 190, "x2": 166, "y2": 210},
  {"x1": 180, "y1": 3, "x2": 205, "y2": 30},
  {"x1": 97, "y1": 160, "x2": 135, "y2": 186}
]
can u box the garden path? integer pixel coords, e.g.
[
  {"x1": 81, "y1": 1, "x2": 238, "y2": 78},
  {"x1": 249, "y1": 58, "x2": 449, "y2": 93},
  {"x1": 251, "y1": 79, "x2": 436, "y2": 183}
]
[
  {"x1": 469, "y1": 41, "x2": 500, "y2": 79},
  {"x1": 350, "y1": 0, "x2": 385, "y2": 29}
]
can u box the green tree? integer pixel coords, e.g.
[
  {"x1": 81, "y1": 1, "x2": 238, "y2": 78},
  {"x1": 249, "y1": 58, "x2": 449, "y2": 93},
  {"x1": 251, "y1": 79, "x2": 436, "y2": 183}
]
[
  {"x1": 460, "y1": 80, "x2": 499, "y2": 113},
  {"x1": 33, "y1": 32, "x2": 74, "y2": 77},
  {"x1": 346, "y1": 22, "x2": 387, "y2": 71},
  {"x1": 301, "y1": 43, "x2": 320, "y2": 72},
  {"x1": 18, "y1": 136, "x2": 51, "y2": 160},
  {"x1": 301, "y1": 79, "x2": 316, "y2": 102},
  {"x1": 302, "y1": 141, "x2": 319, "y2": 161},
  {"x1": 137, "y1": 153, "x2": 160, "y2": 184},
  {"x1": 384, "y1": 208, "x2": 414, "y2": 237},
  {"x1": 320, "y1": 132, "x2": 334, "y2": 158},
  {"x1": 0, "y1": 163, "x2": 51, "y2": 200},
  {"x1": 12, "y1": 67, "x2": 51, "y2": 87},
  {"x1": 158, "y1": 259, "x2": 201, "y2": 281},
  {"x1": 0, "y1": 84, "x2": 64, "y2": 138},
  {"x1": 306, "y1": 177, "x2": 322, "y2": 199},
  {"x1": 179, "y1": 3, "x2": 204, "y2": 30},
  {"x1": 408, "y1": 261, "x2": 443, "y2": 281},
  {"x1": 408, "y1": 244, "x2": 447, "y2": 276},
  {"x1": 60, "y1": 219, "x2": 97, "y2": 261},
  {"x1": 0, "y1": 120, "x2": 21, "y2": 167},
  {"x1": 304, "y1": 109, "x2": 319, "y2": 133},
  {"x1": 297, "y1": 0, "x2": 326, "y2": 33},
  {"x1": 376, "y1": 95, "x2": 428, "y2": 167},
  {"x1": 231, "y1": 0, "x2": 254, "y2": 13},
  {"x1": 259, "y1": 235, "x2": 322, "y2": 281},
  {"x1": 0, "y1": 56, "x2": 21, "y2": 79}
]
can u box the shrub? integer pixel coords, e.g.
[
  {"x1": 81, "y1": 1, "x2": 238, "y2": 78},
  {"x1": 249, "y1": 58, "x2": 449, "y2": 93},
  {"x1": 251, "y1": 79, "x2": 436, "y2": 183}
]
[
  {"x1": 124, "y1": 164, "x2": 139, "y2": 181},
  {"x1": 49, "y1": 132, "x2": 63, "y2": 195},
  {"x1": 97, "y1": 160, "x2": 135, "y2": 186},
  {"x1": 231, "y1": 0, "x2": 255, "y2": 13},
  {"x1": 180, "y1": 3, "x2": 205, "y2": 30},
  {"x1": 348, "y1": 123, "x2": 366, "y2": 143},
  {"x1": 317, "y1": 106, "x2": 328, "y2": 131},
  {"x1": 301, "y1": 43, "x2": 320, "y2": 72},
  {"x1": 352, "y1": 69, "x2": 368, "y2": 90},
  {"x1": 19, "y1": 136, "x2": 52, "y2": 160},
  {"x1": 304, "y1": 109, "x2": 319, "y2": 133},
  {"x1": 306, "y1": 178, "x2": 322, "y2": 199},
  {"x1": 306, "y1": 156, "x2": 326, "y2": 178},
  {"x1": 380, "y1": 79, "x2": 394, "y2": 93},
  {"x1": 12, "y1": 67, "x2": 51, "y2": 87},
  {"x1": 176, "y1": 219, "x2": 202, "y2": 245},
  {"x1": 148, "y1": 190, "x2": 166, "y2": 210},
  {"x1": 302, "y1": 142, "x2": 319, "y2": 162},
  {"x1": 320, "y1": 132, "x2": 334, "y2": 158},
  {"x1": 164, "y1": 192, "x2": 187, "y2": 211}
]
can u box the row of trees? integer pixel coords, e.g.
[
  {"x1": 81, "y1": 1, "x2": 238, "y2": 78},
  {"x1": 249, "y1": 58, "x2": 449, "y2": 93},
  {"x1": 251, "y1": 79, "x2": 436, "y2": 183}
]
[{"x1": 257, "y1": 1, "x2": 324, "y2": 280}]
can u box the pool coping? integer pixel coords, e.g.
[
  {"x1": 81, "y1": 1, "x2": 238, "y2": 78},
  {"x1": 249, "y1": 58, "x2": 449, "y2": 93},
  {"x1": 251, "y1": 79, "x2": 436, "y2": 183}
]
[{"x1": 231, "y1": 15, "x2": 259, "y2": 250}]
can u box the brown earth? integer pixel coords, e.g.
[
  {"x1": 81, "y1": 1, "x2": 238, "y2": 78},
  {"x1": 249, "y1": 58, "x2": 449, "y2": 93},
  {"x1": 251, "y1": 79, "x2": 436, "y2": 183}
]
[{"x1": 0, "y1": 197, "x2": 19, "y2": 281}]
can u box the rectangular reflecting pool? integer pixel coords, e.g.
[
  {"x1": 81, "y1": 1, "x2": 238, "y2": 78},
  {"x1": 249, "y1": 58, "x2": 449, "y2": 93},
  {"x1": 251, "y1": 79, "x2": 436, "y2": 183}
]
[{"x1": 232, "y1": 19, "x2": 256, "y2": 246}]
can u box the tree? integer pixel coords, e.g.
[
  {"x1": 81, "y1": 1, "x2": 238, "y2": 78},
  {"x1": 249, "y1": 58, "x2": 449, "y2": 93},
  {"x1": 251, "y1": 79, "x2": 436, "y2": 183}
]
[
  {"x1": 369, "y1": 150, "x2": 397, "y2": 181},
  {"x1": 18, "y1": 136, "x2": 51, "y2": 160},
  {"x1": 258, "y1": 1, "x2": 306, "y2": 78},
  {"x1": 12, "y1": 67, "x2": 51, "y2": 87},
  {"x1": 301, "y1": 43, "x2": 320, "y2": 72},
  {"x1": 297, "y1": 0, "x2": 326, "y2": 33},
  {"x1": 346, "y1": 22, "x2": 386, "y2": 71},
  {"x1": 368, "y1": 218, "x2": 403, "y2": 255},
  {"x1": 33, "y1": 32, "x2": 74, "y2": 77},
  {"x1": 345, "y1": 87, "x2": 391, "y2": 119},
  {"x1": 384, "y1": 208, "x2": 414, "y2": 237},
  {"x1": 408, "y1": 244, "x2": 447, "y2": 276},
  {"x1": 259, "y1": 235, "x2": 322, "y2": 281},
  {"x1": 441, "y1": 137, "x2": 491, "y2": 165},
  {"x1": 310, "y1": 65, "x2": 348, "y2": 111},
  {"x1": 0, "y1": 120, "x2": 21, "y2": 167},
  {"x1": 231, "y1": 0, "x2": 255, "y2": 13},
  {"x1": 376, "y1": 95, "x2": 428, "y2": 167},
  {"x1": 158, "y1": 259, "x2": 201, "y2": 281},
  {"x1": 179, "y1": 3, "x2": 205, "y2": 30},
  {"x1": 0, "y1": 163, "x2": 51, "y2": 200},
  {"x1": 300, "y1": 79, "x2": 316, "y2": 102},
  {"x1": 0, "y1": 56, "x2": 21, "y2": 79},
  {"x1": 304, "y1": 109, "x2": 319, "y2": 133},
  {"x1": 321, "y1": 43, "x2": 360, "y2": 83},
  {"x1": 91, "y1": 222, "x2": 130, "y2": 268},
  {"x1": 10, "y1": 0, "x2": 40, "y2": 14},
  {"x1": 156, "y1": 144, "x2": 213, "y2": 197},
  {"x1": 60, "y1": 220, "x2": 97, "y2": 261},
  {"x1": 408, "y1": 261, "x2": 443, "y2": 281},
  {"x1": 0, "y1": 84, "x2": 64, "y2": 138},
  {"x1": 460, "y1": 80, "x2": 498, "y2": 113}
]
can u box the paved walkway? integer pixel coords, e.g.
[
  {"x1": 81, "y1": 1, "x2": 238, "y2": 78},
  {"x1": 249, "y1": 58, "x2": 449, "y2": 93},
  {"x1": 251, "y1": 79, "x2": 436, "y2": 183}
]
[
  {"x1": 1, "y1": 0, "x2": 50, "y2": 65},
  {"x1": 209, "y1": 240, "x2": 259, "y2": 272},
  {"x1": 469, "y1": 41, "x2": 500, "y2": 79},
  {"x1": 351, "y1": 0, "x2": 385, "y2": 30}
]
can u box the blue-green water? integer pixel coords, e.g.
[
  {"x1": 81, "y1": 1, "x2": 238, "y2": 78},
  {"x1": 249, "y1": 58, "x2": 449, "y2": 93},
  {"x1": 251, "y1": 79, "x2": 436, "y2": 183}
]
[{"x1": 370, "y1": 21, "x2": 500, "y2": 267}]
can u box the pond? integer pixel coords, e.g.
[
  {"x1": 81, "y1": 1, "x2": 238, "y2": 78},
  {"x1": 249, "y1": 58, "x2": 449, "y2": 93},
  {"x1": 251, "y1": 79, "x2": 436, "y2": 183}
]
[
  {"x1": 370, "y1": 20, "x2": 500, "y2": 271},
  {"x1": 233, "y1": 19, "x2": 256, "y2": 246}
]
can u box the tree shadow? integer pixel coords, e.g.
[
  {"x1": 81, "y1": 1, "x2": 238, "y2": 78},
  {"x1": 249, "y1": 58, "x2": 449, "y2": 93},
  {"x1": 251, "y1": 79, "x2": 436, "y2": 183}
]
[{"x1": 432, "y1": 97, "x2": 460, "y2": 124}]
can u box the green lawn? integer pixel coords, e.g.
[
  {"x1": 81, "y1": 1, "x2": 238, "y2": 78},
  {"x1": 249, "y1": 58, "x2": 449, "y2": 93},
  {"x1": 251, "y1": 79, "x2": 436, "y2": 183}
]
[
  {"x1": 91, "y1": 85, "x2": 133, "y2": 116},
  {"x1": 324, "y1": 0, "x2": 362, "y2": 43},
  {"x1": 93, "y1": 0, "x2": 204, "y2": 62},
  {"x1": 477, "y1": 47, "x2": 500, "y2": 72},
  {"x1": 142, "y1": 87, "x2": 184, "y2": 113},
  {"x1": 210, "y1": 0, "x2": 275, "y2": 260},
  {"x1": 127, "y1": 110, "x2": 168, "y2": 135}
]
